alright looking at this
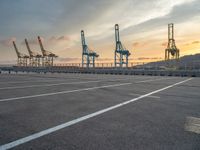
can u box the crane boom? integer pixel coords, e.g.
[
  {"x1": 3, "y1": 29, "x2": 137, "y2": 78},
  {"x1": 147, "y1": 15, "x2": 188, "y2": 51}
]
[
  {"x1": 37, "y1": 36, "x2": 57, "y2": 66},
  {"x1": 25, "y1": 38, "x2": 32, "y2": 56},
  {"x1": 115, "y1": 24, "x2": 124, "y2": 51},
  {"x1": 13, "y1": 41, "x2": 20, "y2": 57},
  {"x1": 25, "y1": 38, "x2": 42, "y2": 67},
  {"x1": 115, "y1": 24, "x2": 120, "y2": 43},
  {"x1": 81, "y1": 30, "x2": 86, "y2": 47},
  {"x1": 13, "y1": 41, "x2": 29, "y2": 66},
  {"x1": 81, "y1": 30, "x2": 89, "y2": 55},
  {"x1": 37, "y1": 36, "x2": 45, "y2": 56}
]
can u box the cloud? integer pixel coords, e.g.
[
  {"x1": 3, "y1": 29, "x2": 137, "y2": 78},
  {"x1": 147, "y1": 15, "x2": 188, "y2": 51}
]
[
  {"x1": 123, "y1": 0, "x2": 200, "y2": 35},
  {"x1": 132, "y1": 42, "x2": 149, "y2": 48},
  {"x1": 161, "y1": 42, "x2": 168, "y2": 47},
  {"x1": 192, "y1": 41, "x2": 200, "y2": 44},
  {"x1": 1, "y1": 0, "x2": 198, "y2": 42},
  {"x1": 48, "y1": 36, "x2": 70, "y2": 44},
  {"x1": 0, "y1": 37, "x2": 16, "y2": 47},
  {"x1": 21, "y1": 38, "x2": 38, "y2": 45},
  {"x1": 133, "y1": 42, "x2": 140, "y2": 47},
  {"x1": 0, "y1": 0, "x2": 199, "y2": 62},
  {"x1": 20, "y1": 36, "x2": 70, "y2": 45},
  {"x1": 53, "y1": 0, "x2": 118, "y2": 34},
  {"x1": 0, "y1": 0, "x2": 119, "y2": 36},
  {"x1": 184, "y1": 40, "x2": 200, "y2": 46}
]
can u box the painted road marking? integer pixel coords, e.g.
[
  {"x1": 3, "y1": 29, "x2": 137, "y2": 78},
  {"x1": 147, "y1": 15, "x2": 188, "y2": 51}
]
[
  {"x1": 0, "y1": 76, "x2": 148, "y2": 90},
  {"x1": 135, "y1": 77, "x2": 172, "y2": 83},
  {"x1": 0, "y1": 77, "x2": 173, "y2": 102},
  {"x1": 129, "y1": 93, "x2": 160, "y2": 99},
  {"x1": 0, "y1": 78, "x2": 136, "y2": 90},
  {"x1": 0, "y1": 83, "x2": 132, "y2": 102},
  {"x1": 0, "y1": 78, "x2": 192, "y2": 150},
  {"x1": 0, "y1": 80, "x2": 102, "y2": 90},
  {"x1": 185, "y1": 116, "x2": 200, "y2": 134},
  {"x1": 0, "y1": 76, "x2": 168, "y2": 91},
  {"x1": 0, "y1": 79, "x2": 71, "y2": 84}
]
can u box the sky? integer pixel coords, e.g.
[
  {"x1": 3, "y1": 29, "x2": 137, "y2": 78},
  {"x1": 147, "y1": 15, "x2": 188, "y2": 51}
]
[{"x1": 0, "y1": 0, "x2": 200, "y2": 64}]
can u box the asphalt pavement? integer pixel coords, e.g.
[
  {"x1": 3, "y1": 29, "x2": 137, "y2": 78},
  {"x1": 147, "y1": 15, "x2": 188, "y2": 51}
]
[{"x1": 0, "y1": 73, "x2": 199, "y2": 150}]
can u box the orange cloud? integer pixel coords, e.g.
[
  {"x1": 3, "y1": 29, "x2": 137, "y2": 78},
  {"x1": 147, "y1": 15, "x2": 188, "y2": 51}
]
[
  {"x1": 133, "y1": 42, "x2": 140, "y2": 47},
  {"x1": 20, "y1": 36, "x2": 70, "y2": 46},
  {"x1": 48, "y1": 36, "x2": 70, "y2": 44},
  {"x1": 132, "y1": 41, "x2": 149, "y2": 48},
  {"x1": 179, "y1": 40, "x2": 200, "y2": 56},
  {"x1": 161, "y1": 42, "x2": 168, "y2": 47},
  {"x1": 192, "y1": 41, "x2": 200, "y2": 44},
  {"x1": 184, "y1": 40, "x2": 200, "y2": 46}
]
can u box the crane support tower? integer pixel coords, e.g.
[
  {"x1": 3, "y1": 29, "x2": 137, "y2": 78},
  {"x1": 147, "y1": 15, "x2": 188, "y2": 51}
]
[
  {"x1": 114, "y1": 24, "x2": 130, "y2": 67},
  {"x1": 81, "y1": 30, "x2": 99, "y2": 68},
  {"x1": 25, "y1": 38, "x2": 42, "y2": 67},
  {"x1": 38, "y1": 36, "x2": 58, "y2": 67},
  {"x1": 165, "y1": 23, "x2": 180, "y2": 60},
  {"x1": 13, "y1": 41, "x2": 29, "y2": 67}
]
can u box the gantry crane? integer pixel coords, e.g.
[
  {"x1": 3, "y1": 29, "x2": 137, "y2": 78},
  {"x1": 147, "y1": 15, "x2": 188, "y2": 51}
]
[
  {"x1": 81, "y1": 30, "x2": 99, "y2": 68},
  {"x1": 38, "y1": 36, "x2": 58, "y2": 67},
  {"x1": 114, "y1": 24, "x2": 131, "y2": 67},
  {"x1": 165, "y1": 23, "x2": 180, "y2": 60},
  {"x1": 25, "y1": 38, "x2": 42, "y2": 67},
  {"x1": 13, "y1": 41, "x2": 29, "y2": 66}
]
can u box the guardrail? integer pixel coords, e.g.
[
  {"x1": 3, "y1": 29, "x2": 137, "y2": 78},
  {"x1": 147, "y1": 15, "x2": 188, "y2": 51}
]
[{"x1": 0, "y1": 66, "x2": 200, "y2": 77}]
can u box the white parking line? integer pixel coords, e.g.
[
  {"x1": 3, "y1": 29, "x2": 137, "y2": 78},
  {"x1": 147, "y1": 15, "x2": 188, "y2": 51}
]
[
  {"x1": 129, "y1": 93, "x2": 160, "y2": 99},
  {"x1": 0, "y1": 78, "x2": 192, "y2": 150},
  {"x1": 0, "y1": 78, "x2": 133, "y2": 90},
  {"x1": 0, "y1": 77, "x2": 97, "y2": 84},
  {"x1": 0, "y1": 80, "x2": 102, "y2": 90},
  {"x1": 185, "y1": 116, "x2": 200, "y2": 134},
  {"x1": 0, "y1": 77, "x2": 172, "y2": 102},
  {"x1": 135, "y1": 77, "x2": 172, "y2": 83},
  {"x1": 0, "y1": 79, "x2": 70, "y2": 84},
  {"x1": 0, "y1": 82, "x2": 132, "y2": 102},
  {"x1": 0, "y1": 77, "x2": 176, "y2": 102},
  {"x1": 0, "y1": 77, "x2": 125, "y2": 84}
]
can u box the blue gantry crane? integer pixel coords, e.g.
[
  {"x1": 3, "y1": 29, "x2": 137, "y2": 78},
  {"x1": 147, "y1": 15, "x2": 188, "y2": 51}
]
[
  {"x1": 114, "y1": 24, "x2": 130, "y2": 67},
  {"x1": 81, "y1": 30, "x2": 99, "y2": 68}
]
